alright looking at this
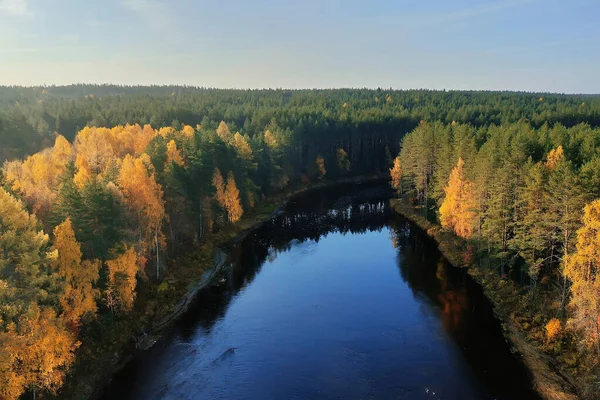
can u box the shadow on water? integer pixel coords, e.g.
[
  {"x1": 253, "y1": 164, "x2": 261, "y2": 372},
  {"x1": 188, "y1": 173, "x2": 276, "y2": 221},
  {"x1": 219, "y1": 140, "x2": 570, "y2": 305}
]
[{"x1": 102, "y1": 181, "x2": 539, "y2": 400}]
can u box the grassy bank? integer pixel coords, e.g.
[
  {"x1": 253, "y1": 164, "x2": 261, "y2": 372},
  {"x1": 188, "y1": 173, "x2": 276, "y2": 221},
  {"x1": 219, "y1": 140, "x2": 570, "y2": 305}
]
[
  {"x1": 390, "y1": 199, "x2": 581, "y2": 400},
  {"x1": 58, "y1": 174, "x2": 385, "y2": 400}
]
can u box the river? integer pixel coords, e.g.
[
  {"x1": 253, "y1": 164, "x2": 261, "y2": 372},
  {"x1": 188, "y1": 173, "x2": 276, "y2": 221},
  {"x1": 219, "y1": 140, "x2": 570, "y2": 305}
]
[{"x1": 102, "y1": 182, "x2": 539, "y2": 400}]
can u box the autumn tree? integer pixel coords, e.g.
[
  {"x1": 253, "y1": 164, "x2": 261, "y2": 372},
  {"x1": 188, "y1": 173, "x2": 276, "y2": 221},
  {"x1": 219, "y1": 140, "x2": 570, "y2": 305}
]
[
  {"x1": 564, "y1": 200, "x2": 600, "y2": 356},
  {"x1": 166, "y1": 139, "x2": 184, "y2": 168},
  {"x1": 545, "y1": 145, "x2": 564, "y2": 169},
  {"x1": 2, "y1": 134, "x2": 72, "y2": 218},
  {"x1": 390, "y1": 156, "x2": 402, "y2": 195},
  {"x1": 212, "y1": 167, "x2": 226, "y2": 207},
  {"x1": 216, "y1": 121, "x2": 233, "y2": 143},
  {"x1": 73, "y1": 127, "x2": 115, "y2": 181},
  {"x1": 106, "y1": 247, "x2": 139, "y2": 312},
  {"x1": 224, "y1": 172, "x2": 243, "y2": 223},
  {"x1": 52, "y1": 218, "x2": 100, "y2": 328},
  {"x1": 439, "y1": 158, "x2": 477, "y2": 239},
  {"x1": 0, "y1": 188, "x2": 77, "y2": 400},
  {"x1": 118, "y1": 155, "x2": 165, "y2": 278}
]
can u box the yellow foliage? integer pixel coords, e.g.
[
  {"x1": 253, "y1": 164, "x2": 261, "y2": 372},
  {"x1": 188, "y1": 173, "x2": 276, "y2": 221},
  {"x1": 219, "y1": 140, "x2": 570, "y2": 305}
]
[
  {"x1": 166, "y1": 140, "x2": 184, "y2": 168},
  {"x1": 136, "y1": 124, "x2": 157, "y2": 154},
  {"x1": 74, "y1": 127, "x2": 115, "y2": 175},
  {"x1": 118, "y1": 155, "x2": 165, "y2": 254},
  {"x1": 12, "y1": 307, "x2": 78, "y2": 397},
  {"x1": 564, "y1": 199, "x2": 600, "y2": 354},
  {"x1": 3, "y1": 146, "x2": 67, "y2": 216},
  {"x1": 232, "y1": 132, "x2": 253, "y2": 160},
  {"x1": 53, "y1": 219, "x2": 100, "y2": 327},
  {"x1": 224, "y1": 172, "x2": 243, "y2": 223},
  {"x1": 545, "y1": 318, "x2": 561, "y2": 342},
  {"x1": 3, "y1": 159, "x2": 23, "y2": 192},
  {"x1": 264, "y1": 130, "x2": 278, "y2": 149},
  {"x1": 158, "y1": 126, "x2": 176, "y2": 138},
  {"x1": 73, "y1": 153, "x2": 92, "y2": 189},
  {"x1": 212, "y1": 168, "x2": 226, "y2": 206},
  {"x1": 51, "y1": 135, "x2": 72, "y2": 166},
  {"x1": 439, "y1": 157, "x2": 477, "y2": 239},
  {"x1": 545, "y1": 145, "x2": 564, "y2": 169},
  {"x1": 216, "y1": 121, "x2": 232, "y2": 142},
  {"x1": 390, "y1": 156, "x2": 402, "y2": 193},
  {"x1": 106, "y1": 247, "x2": 139, "y2": 312},
  {"x1": 0, "y1": 189, "x2": 77, "y2": 399},
  {"x1": 212, "y1": 168, "x2": 243, "y2": 223},
  {"x1": 181, "y1": 124, "x2": 195, "y2": 138}
]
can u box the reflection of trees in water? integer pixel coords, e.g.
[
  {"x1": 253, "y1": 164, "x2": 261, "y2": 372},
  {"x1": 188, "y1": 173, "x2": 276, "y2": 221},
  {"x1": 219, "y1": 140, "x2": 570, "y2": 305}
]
[
  {"x1": 390, "y1": 223, "x2": 471, "y2": 338},
  {"x1": 233, "y1": 198, "x2": 392, "y2": 288},
  {"x1": 389, "y1": 223, "x2": 539, "y2": 399},
  {"x1": 192, "y1": 192, "x2": 393, "y2": 334}
]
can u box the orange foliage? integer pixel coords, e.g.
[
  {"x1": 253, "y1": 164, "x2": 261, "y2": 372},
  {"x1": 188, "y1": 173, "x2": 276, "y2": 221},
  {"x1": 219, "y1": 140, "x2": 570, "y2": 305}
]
[
  {"x1": 212, "y1": 168, "x2": 243, "y2": 223},
  {"x1": 212, "y1": 168, "x2": 226, "y2": 206},
  {"x1": 118, "y1": 155, "x2": 166, "y2": 254},
  {"x1": 53, "y1": 219, "x2": 100, "y2": 327},
  {"x1": 439, "y1": 157, "x2": 477, "y2": 239},
  {"x1": 166, "y1": 140, "x2": 184, "y2": 168},
  {"x1": 546, "y1": 318, "x2": 561, "y2": 342},
  {"x1": 2, "y1": 135, "x2": 72, "y2": 216},
  {"x1": 74, "y1": 127, "x2": 115, "y2": 176},
  {"x1": 564, "y1": 199, "x2": 600, "y2": 354},
  {"x1": 0, "y1": 306, "x2": 78, "y2": 400},
  {"x1": 389, "y1": 156, "x2": 402, "y2": 193},
  {"x1": 181, "y1": 124, "x2": 195, "y2": 138},
  {"x1": 224, "y1": 172, "x2": 243, "y2": 223},
  {"x1": 158, "y1": 127, "x2": 176, "y2": 138},
  {"x1": 106, "y1": 248, "x2": 139, "y2": 312},
  {"x1": 136, "y1": 124, "x2": 158, "y2": 154}
]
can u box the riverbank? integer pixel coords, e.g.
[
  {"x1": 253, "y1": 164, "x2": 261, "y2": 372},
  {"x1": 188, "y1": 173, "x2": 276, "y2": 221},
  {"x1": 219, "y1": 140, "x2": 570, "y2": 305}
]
[
  {"x1": 390, "y1": 199, "x2": 581, "y2": 400},
  {"x1": 59, "y1": 174, "x2": 386, "y2": 400}
]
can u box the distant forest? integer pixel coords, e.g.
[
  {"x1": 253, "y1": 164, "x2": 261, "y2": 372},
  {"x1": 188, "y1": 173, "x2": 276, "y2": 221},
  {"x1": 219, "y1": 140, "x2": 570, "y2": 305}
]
[
  {"x1": 2, "y1": 85, "x2": 600, "y2": 400},
  {"x1": 1, "y1": 85, "x2": 600, "y2": 162}
]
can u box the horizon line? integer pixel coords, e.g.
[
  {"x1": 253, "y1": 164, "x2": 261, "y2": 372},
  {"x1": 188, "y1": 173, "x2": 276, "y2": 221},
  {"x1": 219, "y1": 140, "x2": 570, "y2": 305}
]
[{"x1": 0, "y1": 84, "x2": 598, "y2": 96}]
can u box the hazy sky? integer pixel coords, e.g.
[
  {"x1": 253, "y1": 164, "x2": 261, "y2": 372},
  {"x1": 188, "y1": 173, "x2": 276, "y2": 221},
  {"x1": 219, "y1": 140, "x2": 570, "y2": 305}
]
[{"x1": 0, "y1": 0, "x2": 598, "y2": 92}]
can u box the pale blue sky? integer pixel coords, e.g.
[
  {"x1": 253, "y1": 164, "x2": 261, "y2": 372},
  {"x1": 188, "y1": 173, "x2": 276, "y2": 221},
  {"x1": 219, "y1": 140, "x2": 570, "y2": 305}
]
[{"x1": 0, "y1": 0, "x2": 598, "y2": 92}]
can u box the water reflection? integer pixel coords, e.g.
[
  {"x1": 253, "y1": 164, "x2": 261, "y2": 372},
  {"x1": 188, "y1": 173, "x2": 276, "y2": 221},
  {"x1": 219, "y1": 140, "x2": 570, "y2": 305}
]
[{"x1": 102, "y1": 182, "x2": 538, "y2": 400}]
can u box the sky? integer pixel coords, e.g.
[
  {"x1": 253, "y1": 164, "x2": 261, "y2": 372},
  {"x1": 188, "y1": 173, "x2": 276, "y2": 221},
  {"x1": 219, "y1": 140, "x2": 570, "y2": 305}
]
[{"x1": 0, "y1": 0, "x2": 598, "y2": 93}]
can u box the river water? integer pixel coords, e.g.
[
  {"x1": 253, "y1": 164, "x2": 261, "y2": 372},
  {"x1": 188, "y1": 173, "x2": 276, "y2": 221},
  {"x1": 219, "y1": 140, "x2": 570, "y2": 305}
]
[{"x1": 102, "y1": 182, "x2": 539, "y2": 400}]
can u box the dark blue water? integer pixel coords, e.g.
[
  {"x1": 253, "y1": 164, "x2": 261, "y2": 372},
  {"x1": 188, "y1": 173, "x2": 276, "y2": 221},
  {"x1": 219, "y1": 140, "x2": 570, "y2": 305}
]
[{"x1": 103, "y1": 183, "x2": 538, "y2": 400}]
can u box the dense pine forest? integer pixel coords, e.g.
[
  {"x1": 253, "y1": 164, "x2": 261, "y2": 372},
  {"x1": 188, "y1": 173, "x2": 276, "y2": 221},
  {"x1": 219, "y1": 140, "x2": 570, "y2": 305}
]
[{"x1": 2, "y1": 85, "x2": 600, "y2": 399}]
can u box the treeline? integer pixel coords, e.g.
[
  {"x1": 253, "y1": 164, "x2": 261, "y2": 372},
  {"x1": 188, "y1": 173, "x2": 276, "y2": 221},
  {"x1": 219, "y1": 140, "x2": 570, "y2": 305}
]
[
  {"x1": 393, "y1": 120, "x2": 600, "y2": 390},
  {"x1": 0, "y1": 116, "x2": 399, "y2": 399},
  {"x1": 2, "y1": 85, "x2": 600, "y2": 162}
]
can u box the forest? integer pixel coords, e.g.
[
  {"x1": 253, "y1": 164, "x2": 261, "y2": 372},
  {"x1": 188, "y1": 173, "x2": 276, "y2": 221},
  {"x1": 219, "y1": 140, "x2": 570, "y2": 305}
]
[
  {"x1": 394, "y1": 120, "x2": 600, "y2": 396},
  {"x1": 1, "y1": 85, "x2": 600, "y2": 399}
]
